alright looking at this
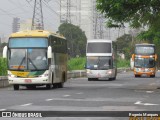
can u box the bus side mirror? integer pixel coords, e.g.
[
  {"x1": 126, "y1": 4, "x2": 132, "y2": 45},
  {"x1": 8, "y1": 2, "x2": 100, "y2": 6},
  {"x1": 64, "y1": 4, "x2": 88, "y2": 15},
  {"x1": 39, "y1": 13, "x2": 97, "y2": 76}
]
[
  {"x1": 47, "y1": 46, "x2": 52, "y2": 58},
  {"x1": 132, "y1": 54, "x2": 135, "y2": 61},
  {"x1": 84, "y1": 63, "x2": 86, "y2": 69},
  {"x1": 155, "y1": 54, "x2": 157, "y2": 61},
  {"x1": 3, "y1": 46, "x2": 8, "y2": 58}
]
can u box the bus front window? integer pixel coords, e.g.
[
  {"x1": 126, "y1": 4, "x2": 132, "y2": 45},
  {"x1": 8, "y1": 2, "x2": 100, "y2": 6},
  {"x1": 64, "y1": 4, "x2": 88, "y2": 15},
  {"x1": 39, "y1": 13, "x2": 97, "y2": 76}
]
[
  {"x1": 98, "y1": 57, "x2": 112, "y2": 70},
  {"x1": 135, "y1": 57, "x2": 155, "y2": 68},
  {"x1": 8, "y1": 49, "x2": 48, "y2": 70},
  {"x1": 28, "y1": 49, "x2": 48, "y2": 70},
  {"x1": 87, "y1": 56, "x2": 112, "y2": 70},
  {"x1": 9, "y1": 49, "x2": 26, "y2": 70}
]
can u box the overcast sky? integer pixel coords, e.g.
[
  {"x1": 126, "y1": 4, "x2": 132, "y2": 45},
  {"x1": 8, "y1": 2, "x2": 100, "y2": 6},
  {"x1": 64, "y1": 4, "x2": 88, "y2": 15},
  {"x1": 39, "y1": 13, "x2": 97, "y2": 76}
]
[{"x1": 0, "y1": 0, "x2": 60, "y2": 37}]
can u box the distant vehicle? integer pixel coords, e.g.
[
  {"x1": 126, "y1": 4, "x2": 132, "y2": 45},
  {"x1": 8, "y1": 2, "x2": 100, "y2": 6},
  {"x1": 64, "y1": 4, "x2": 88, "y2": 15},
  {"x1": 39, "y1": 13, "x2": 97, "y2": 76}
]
[
  {"x1": 3, "y1": 30, "x2": 67, "y2": 90},
  {"x1": 131, "y1": 43, "x2": 157, "y2": 77},
  {"x1": 86, "y1": 39, "x2": 117, "y2": 81}
]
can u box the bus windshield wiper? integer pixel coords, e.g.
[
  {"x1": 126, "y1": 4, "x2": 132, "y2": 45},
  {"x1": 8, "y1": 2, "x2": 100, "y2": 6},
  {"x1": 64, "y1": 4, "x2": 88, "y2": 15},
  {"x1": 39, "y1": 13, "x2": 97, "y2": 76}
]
[
  {"x1": 28, "y1": 58, "x2": 38, "y2": 70},
  {"x1": 18, "y1": 57, "x2": 25, "y2": 70}
]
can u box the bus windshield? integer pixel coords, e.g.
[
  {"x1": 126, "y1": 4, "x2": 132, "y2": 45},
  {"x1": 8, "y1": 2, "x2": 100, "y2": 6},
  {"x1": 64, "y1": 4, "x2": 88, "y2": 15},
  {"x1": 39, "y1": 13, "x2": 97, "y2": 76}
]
[
  {"x1": 9, "y1": 38, "x2": 48, "y2": 48},
  {"x1": 135, "y1": 46, "x2": 154, "y2": 55},
  {"x1": 86, "y1": 56, "x2": 112, "y2": 70},
  {"x1": 8, "y1": 49, "x2": 48, "y2": 70},
  {"x1": 134, "y1": 57, "x2": 155, "y2": 68}
]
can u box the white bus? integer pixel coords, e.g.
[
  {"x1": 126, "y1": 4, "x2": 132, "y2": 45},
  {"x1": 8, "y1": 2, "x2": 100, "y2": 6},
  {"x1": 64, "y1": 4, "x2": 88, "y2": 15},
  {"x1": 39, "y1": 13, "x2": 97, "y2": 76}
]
[
  {"x1": 3, "y1": 30, "x2": 67, "y2": 90},
  {"x1": 86, "y1": 39, "x2": 117, "y2": 81}
]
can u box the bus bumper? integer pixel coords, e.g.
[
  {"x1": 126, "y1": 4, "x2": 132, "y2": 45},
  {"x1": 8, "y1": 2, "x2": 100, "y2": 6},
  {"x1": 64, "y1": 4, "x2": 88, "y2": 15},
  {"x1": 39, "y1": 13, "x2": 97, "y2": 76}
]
[
  {"x1": 134, "y1": 72, "x2": 155, "y2": 76},
  {"x1": 86, "y1": 69, "x2": 115, "y2": 79},
  {"x1": 8, "y1": 77, "x2": 50, "y2": 85}
]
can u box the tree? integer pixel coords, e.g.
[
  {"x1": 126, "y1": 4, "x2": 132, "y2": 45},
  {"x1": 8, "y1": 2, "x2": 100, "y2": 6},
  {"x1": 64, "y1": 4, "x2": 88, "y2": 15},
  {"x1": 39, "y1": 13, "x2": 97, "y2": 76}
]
[
  {"x1": 96, "y1": 0, "x2": 160, "y2": 30},
  {"x1": 115, "y1": 34, "x2": 133, "y2": 60},
  {"x1": 58, "y1": 23, "x2": 87, "y2": 57}
]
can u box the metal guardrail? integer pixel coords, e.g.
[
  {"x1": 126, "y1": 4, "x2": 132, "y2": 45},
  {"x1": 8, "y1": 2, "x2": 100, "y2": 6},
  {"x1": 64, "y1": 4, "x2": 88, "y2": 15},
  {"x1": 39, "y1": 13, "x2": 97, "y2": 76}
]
[{"x1": 0, "y1": 68, "x2": 131, "y2": 88}]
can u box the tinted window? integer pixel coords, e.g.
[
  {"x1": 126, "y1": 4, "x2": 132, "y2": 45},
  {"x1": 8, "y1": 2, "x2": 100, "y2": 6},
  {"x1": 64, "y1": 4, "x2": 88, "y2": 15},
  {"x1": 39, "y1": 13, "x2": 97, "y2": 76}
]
[
  {"x1": 135, "y1": 46, "x2": 155, "y2": 55},
  {"x1": 50, "y1": 36, "x2": 67, "y2": 53},
  {"x1": 87, "y1": 43, "x2": 111, "y2": 53}
]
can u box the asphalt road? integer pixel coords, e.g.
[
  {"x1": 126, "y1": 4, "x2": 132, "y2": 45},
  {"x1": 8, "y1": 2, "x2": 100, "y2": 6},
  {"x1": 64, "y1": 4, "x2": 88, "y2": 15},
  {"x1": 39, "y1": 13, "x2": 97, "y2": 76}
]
[{"x1": 0, "y1": 71, "x2": 160, "y2": 120}]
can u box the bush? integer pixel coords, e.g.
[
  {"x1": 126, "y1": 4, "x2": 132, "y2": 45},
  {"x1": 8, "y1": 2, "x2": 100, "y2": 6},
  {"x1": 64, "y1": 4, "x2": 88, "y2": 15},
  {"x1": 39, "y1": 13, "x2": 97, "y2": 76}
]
[
  {"x1": 68, "y1": 57, "x2": 86, "y2": 71},
  {"x1": 117, "y1": 58, "x2": 130, "y2": 68},
  {"x1": 0, "y1": 58, "x2": 7, "y2": 76}
]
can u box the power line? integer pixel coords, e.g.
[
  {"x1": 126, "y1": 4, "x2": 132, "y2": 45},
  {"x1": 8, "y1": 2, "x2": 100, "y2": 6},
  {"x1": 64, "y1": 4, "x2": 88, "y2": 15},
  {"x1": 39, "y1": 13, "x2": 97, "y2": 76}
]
[
  {"x1": 8, "y1": 0, "x2": 28, "y2": 13},
  {"x1": 42, "y1": 1, "x2": 59, "y2": 16},
  {"x1": 0, "y1": 8, "x2": 17, "y2": 17}
]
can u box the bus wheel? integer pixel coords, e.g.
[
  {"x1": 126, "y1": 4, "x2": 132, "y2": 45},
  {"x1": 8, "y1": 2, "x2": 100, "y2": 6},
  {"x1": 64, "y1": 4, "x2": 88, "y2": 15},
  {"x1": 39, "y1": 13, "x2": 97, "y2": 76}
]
[
  {"x1": 57, "y1": 83, "x2": 64, "y2": 88},
  {"x1": 13, "y1": 85, "x2": 19, "y2": 90},
  {"x1": 88, "y1": 78, "x2": 93, "y2": 81},
  {"x1": 26, "y1": 85, "x2": 36, "y2": 89},
  {"x1": 46, "y1": 84, "x2": 52, "y2": 89},
  {"x1": 150, "y1": 75, "x2": 155, "y2": 78},
  {"x1": 135, "y1": 75, "x2": 140, "y2": 77},
  {"x1": 112, "y1": 77, "x2": 116, "y2": 80}
]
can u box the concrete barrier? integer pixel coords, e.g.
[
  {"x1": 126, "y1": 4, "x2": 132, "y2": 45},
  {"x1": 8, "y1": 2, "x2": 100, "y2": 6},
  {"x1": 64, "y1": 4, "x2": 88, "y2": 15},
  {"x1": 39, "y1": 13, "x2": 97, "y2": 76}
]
[
  {"x1": 67, "y1": 70, "x2": 86, "y2": 79},
  {"x1": 0, "y1": 76, "x2": 8, "y2": 88},
  {"x1": 0, "y1": 68, "x2": 130, "y2": 88}
]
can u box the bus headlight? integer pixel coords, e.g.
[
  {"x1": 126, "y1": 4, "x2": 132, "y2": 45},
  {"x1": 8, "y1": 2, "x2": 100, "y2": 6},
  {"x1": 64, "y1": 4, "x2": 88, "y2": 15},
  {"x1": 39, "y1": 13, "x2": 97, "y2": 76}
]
[
  {"x1": 8, "y1": 71, "x2": 16, "y2": 78},
  {"x1": 39, "y1": 71, "x2": 49, "y2": 77},
  {"x1": 135, "y1": 68, "x2": 139, "y2": 72},
  {"x1": 150, "y1": 55, "x2": 153, "y2": 58},
  {"x1": 107, "y1": 70, "x2": 112, "y2": 74},
  {"x1": 8, "y1": 74, "x2": 16, "y2": 78},
  {"x1": 86, "y1": 69, "x2": 91, "y2": 74},
  {"x1": 39, "y1": 74, "x2": 48, "y2": 77}
]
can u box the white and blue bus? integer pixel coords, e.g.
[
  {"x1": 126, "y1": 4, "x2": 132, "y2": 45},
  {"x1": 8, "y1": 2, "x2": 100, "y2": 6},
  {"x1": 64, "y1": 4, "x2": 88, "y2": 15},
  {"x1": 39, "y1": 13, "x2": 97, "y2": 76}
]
[
  {"x1": 3, "y1": 30, "x2": 67, "y2": 90},
  {"x1": 86, "y1": 39, "x2": 117, "y2": 81}
]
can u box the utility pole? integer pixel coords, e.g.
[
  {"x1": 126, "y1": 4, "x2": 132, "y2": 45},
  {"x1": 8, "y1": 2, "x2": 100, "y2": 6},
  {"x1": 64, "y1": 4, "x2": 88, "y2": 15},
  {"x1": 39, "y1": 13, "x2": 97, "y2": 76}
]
[
  {"x1": 31, "y1": 0, "x2": 44, "y2": 30},
  {"x1": 60, "y1": 0, "x2": 71, "y2": 24},
  {"x1": 92, "y1": 0, "x2": 104, "y2": 39},
  {"x1": 27, "y1": 0, "x2": 44, "y2": 30}
]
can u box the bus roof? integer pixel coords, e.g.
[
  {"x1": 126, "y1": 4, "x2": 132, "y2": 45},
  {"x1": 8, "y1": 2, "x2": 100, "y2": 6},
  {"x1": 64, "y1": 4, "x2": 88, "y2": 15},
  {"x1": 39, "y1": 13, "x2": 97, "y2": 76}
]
[
  {"x1": 135, "y1": 43, "x2": 155, "y2": 46},
  {"x1": 10, "y1": 30, "x2": 66, "y2": 39},
  {"x1": 87, "y1": 39, "x2": 112, "y2": 43}
]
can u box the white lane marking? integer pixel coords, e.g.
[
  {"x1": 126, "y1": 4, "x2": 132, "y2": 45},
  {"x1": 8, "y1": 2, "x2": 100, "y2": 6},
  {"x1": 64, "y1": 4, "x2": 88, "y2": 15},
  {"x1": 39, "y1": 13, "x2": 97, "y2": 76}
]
[
  {"x1": 46, "y1": 99, "x2": 53, "y2": 101},
  {"x1": 149, "y1": 83, "x2": 156, "y2": 85},
  {"x1": 63, "y1": 95, "x2": 71, "y2": 97},
  {"x1": 76, "y1": 92, "x2": 83, "y2": 95},
  {"x1": 144, "y1": 103, "x2": 159, "y2": 106},
  {"x1": 0, "y1": 109, "x2": 6, "y2": 111},
  {"x1": 134, "y1": 101, "x2": 159, "y2": 106},
  {"x1": 20, "y1": 103, "x2": 32, "y2": 107},
  {"x1": 146, "y1": 91, "x2": 154, "y2": 93},
  {"x1": 134, "y1": 101, "x2": 142, "y2": 105}
]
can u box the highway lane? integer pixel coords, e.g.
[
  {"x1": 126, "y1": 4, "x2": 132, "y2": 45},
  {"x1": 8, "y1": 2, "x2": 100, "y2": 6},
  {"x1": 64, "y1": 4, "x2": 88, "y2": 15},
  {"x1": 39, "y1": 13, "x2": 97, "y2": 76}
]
[{"x1": 0, "y1": 71, "x2": 160, "y2": 120}]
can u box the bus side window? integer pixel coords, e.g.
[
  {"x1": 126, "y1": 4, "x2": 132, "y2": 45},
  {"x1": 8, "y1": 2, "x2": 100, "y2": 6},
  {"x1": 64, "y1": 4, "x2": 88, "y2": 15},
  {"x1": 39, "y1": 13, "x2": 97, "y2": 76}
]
[{"x1": 109, "y1": 59, "x2": 111, "y2": 65}]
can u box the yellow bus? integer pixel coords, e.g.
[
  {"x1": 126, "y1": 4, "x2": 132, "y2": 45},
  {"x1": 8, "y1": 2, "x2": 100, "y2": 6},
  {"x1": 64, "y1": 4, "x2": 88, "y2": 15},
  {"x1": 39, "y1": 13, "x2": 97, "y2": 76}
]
[
  {"x1": 132, "y1": 43, "x2": 157, "y2": 78},
  {"x1": 3, "y1": 30, "x2": 67, "y2": 90}
]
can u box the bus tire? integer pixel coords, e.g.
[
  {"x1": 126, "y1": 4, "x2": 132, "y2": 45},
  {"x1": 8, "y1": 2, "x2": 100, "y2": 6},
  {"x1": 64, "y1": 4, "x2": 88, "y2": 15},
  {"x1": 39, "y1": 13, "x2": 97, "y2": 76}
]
[
  {"x1": 46, "y1": 84, "x2": 52, "y2": 89},
  {"x1": 112, "y1": 77, "x2": 116, "y2": 80},
  {"x1": 135, "y1": 75, "x2": 140, "y2": 77},
  {"x1": 26, "y1": 85, "x2": 36, "y2": 89},
  {"x1": 150, "y1": 75, "x2": 155, "y2": 78},
  {"x1": 57, "y1": 83, "x2": 64, "y2": 88},
  {"x1": 109, "y1": 78, "x2": 113, "y2": 81},
  {"x1": 57, "y1": 73, "x2": 65, "y2": 88},
  {"x1": 13, "y1": 85, "x2": 19, "y2": 90},
  {"x1": 88, "y1": 78, "x2": 91, "y2": 81}
]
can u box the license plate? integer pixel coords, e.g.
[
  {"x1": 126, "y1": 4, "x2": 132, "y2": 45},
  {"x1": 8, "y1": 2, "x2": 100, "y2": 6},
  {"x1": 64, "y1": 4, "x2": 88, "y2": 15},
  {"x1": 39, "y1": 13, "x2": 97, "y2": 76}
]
[{"x1": 25, "y1": 79, "x2": 32, "y2": 83}]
